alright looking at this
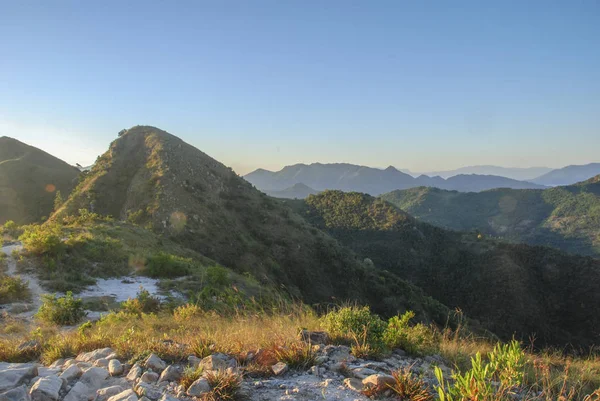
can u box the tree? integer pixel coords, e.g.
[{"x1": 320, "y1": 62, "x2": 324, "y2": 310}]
[{"x1": 54, "y1": 191, "x2": 64, "y2": 212}]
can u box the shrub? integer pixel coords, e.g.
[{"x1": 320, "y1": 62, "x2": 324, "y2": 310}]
[
  {"x1": 383, "y1": 311, "x2": 439, "y2": 356},
  {"x1": 173, "y1": 303, "x2": 202, "y2": 321},
  {"x1": 36, "y1": 292, "x2": 87, "y2": 325},
  {"x1": 320, "y1": 305, "x2": 386, "y2": 347},
  {"x1": 19, "y1": 223, "x2": 64, "y2": 256},
  {"x1": 2, "y1": 220, "x2": 23, "y2": 238},
  {"x1": 144, "y1": 252, "x2": 192, "y2": 278},
  {"x1": 121, "y1": 287, "x2": 161, "y2": 315},
  {"x1": 0, "y1": 275, "x2": 30, "y2": 303},
  {"x1": 206, "y1": 265, "x2": 230, "y2": 286}
]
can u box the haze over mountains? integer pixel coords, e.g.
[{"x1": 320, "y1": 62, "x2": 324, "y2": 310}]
[
  {"x1": 244, "y1": 163, "x2": 547, "y2": 197},
  {"x1": 245, "y1": 162, "x2": 600, "y2": 198},
  {"x1": 410, "y1": 165, "x2": 553, "y2": 181}
]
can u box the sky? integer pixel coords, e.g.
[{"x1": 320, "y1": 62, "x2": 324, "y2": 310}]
[{"x1": 1, "y1": 1, "x2": 599, "y2": 175}]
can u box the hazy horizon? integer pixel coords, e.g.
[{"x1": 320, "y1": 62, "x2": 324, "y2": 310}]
[{"x1": 2, "y1": 1, "x2": 599, "y2": 175}]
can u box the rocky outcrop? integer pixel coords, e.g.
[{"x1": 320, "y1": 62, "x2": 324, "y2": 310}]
[{"x1": 0, "y1": 344, "x2": 455, "y2": 401}]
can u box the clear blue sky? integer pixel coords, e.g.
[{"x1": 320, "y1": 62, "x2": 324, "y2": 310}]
[{"x1": 1, "y1": 1, "x2": 599, "y2": 174}]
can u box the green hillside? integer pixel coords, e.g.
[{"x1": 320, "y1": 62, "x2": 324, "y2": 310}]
[
  {"x1": 51, "y1": 126, "x2": 455, "y2": 325},
  {"x1": 381, "y1": 179, "x2": 600, "y2": 256},
  {"x1": 0, "y1": 137, "x2": 80, "y2": 225},
  {"x1": 290, "y1": 190, "x2": 600, "y2": 348}
]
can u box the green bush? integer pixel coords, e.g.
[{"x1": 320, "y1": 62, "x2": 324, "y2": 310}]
[
  {"x1": 121, "y1": 287, "x2": 161, "y2": 315},
  {"x1": 143, "y1": 252, "x2": 192, "y2": 278},
  {"x1": 320, "y1": 305, "x2": 386, "y2": 346},
  {"x1": 19, "y1": 223, "x2": 64, "y2": 256},
  {"x1": 2, "y1": 220, "x2": 23, "y2": 239},
  {"x1": 0, "y1": 275, "x2": 30, "y2": 303},
  {"x1": 206, "y1": 265, "x2": 230, "y2": 286},
  {"x1": 36, "y1": 292, "x2": 87, "y2": 325},
  {"x1": 383, "y1": 311, "x2": 439, "y2": 356}
]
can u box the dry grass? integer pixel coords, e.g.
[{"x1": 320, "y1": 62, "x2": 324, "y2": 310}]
[
  {"x1": 202, "y1": 369, "x2": 243, "y2": 401},
  {"x1": 0, "y1": 305, "x2": 320, "y2": 366}
]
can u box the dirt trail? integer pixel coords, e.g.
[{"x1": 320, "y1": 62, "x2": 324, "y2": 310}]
[{"x1": 1, "y1": 242, "x2": 44, "y2": 317}]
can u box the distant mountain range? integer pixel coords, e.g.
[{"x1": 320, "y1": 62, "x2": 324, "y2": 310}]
[
  {"x1": 530, "y1": 163, "x2": 600, "y2": 186},
  {"x1": 412, "y1": 165, "x2": 553, "y2": 181},
  {"x1": 381, "y1": 175, "x2": 600, "y2": 257},
  {"x1": 244, "y1": 163, "x2": 546, "y2": 196}
]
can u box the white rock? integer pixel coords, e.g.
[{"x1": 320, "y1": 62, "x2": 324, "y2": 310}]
[
  {"x1": 140, "y1": 372, "x2": 158, "y2": 384},
  {"x1": 79, "y1": 367, "x2": 109, "y2": 388},
  {"x1": 157, "y1": 366, "x2": 181, "y2": 383},
  {"x1": 0, "y1": 385, "x2": 31, "y2": 401},
  {"x1": 59, "y1": 365, "x2": 83, "y2": 383},
  {"x1": 343, "y1": 378, "x2": 364, "y2": 392},
  {"x1": 48, "y1": 360, "x2": 65, "y2": 369},
  {"x1": 108, "y1": 360, "x2": 123, "y2": 377},
  {"x1": 37, "y1": 368, "x2": 61, "y2": 378},
  {"x1": 93, "y1": 360, "x2": 109, "y2": 368},
  {"x1": 186, "y1": 378, "x2": 210, "y2": 397},
  {"x1": 362, "y1": 374, "x2": 396, "y2": 390},
  {"x1": 144, "y1": 355, "x2": 165, "y2": 373},
  {"x1": 198, "y1": 355, "x2": 227, "y2": 372},
  {"x1": 77, "y1": 349, "x2": 115, "y2": 363},
  {"x1": 271, "y1": 362, "x2": 288, "y2": 376},
  {"x1": 133, "y1": 383, "x2": 163, "y2": 401},
  {"x1": 106, "y1": 390, "x2": 137, "y2": 401},
  {"x1": 187, "y1": 356, "x2": 201, "y2": 369},
  {"x1": 29, "y1": 376, "x2": 63, "y2": 401},
  {"x1": 63, "y1": 382, "x2": 91, "y2": 401},
  {"x1": 95, "y1": 386, "x2": 125, "y2": 401},
  {"x1": 0, "y1": 363, "x2": 38, "y2": 392},
  {"x1": 125, "y1": 364, "x2": 142, "y2": 381}
]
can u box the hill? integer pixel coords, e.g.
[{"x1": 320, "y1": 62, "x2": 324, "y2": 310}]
[
  {"x1": 290, "y1": 190, "x2": 600, "y2": 347},
  {"x1": 381, "y1": 177, "x2": 600, "y2": 256},
  {"x1": 244, "y1": 163, "x2": 545, "y2": 196},
  {"x1": 0, "y1": 137, "x2": 80, "y2": 225},
  {"x1": 531, "y1": 163, "x2": 600, "y2": 186},
  {"x1": 264, "y1": 183, "x2": 319, "y2": 199},
  {"x1": 51, "y1": 126, "x2": 455, "y2": 324}
]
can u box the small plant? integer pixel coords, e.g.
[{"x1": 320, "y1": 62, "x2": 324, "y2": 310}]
[
  {"x1": 320, "y1": 305, "x2": 386, "y2": 346},
  {"x1": 36, "y1": 292, "x2": 87, "y2": 325},
  {"x1": 121, "y1": 287, "x2": 160, "y2": 315},
  {"x1": 488, "y1": 340, "x2": 526, "y2": 388},
  {"x1": 383, "y1": 311, "x2": 439, "y2": 356},
  {"x1": 173, "y1": 303, "x2": 202, "y2": 321},
  {"x1": 435, "y1": 341, "x2": 526, "y2": 401},
  {"x1": 363, "y1": 367, "x2": 433, "y2": 400},
  {"x1": 203, "y1": 369, "x2": 243, "y2": 401},
  {"x1": 274, "y1": 342, "x2": 317, "y2": 370},
  {"x1": 180, "y1": 365, "x2": 204, "y2": 389}
]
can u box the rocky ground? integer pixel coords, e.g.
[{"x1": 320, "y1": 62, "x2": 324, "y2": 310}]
[{"x1": 0, "y1": 339, "x2": 452, "y2": 401}]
